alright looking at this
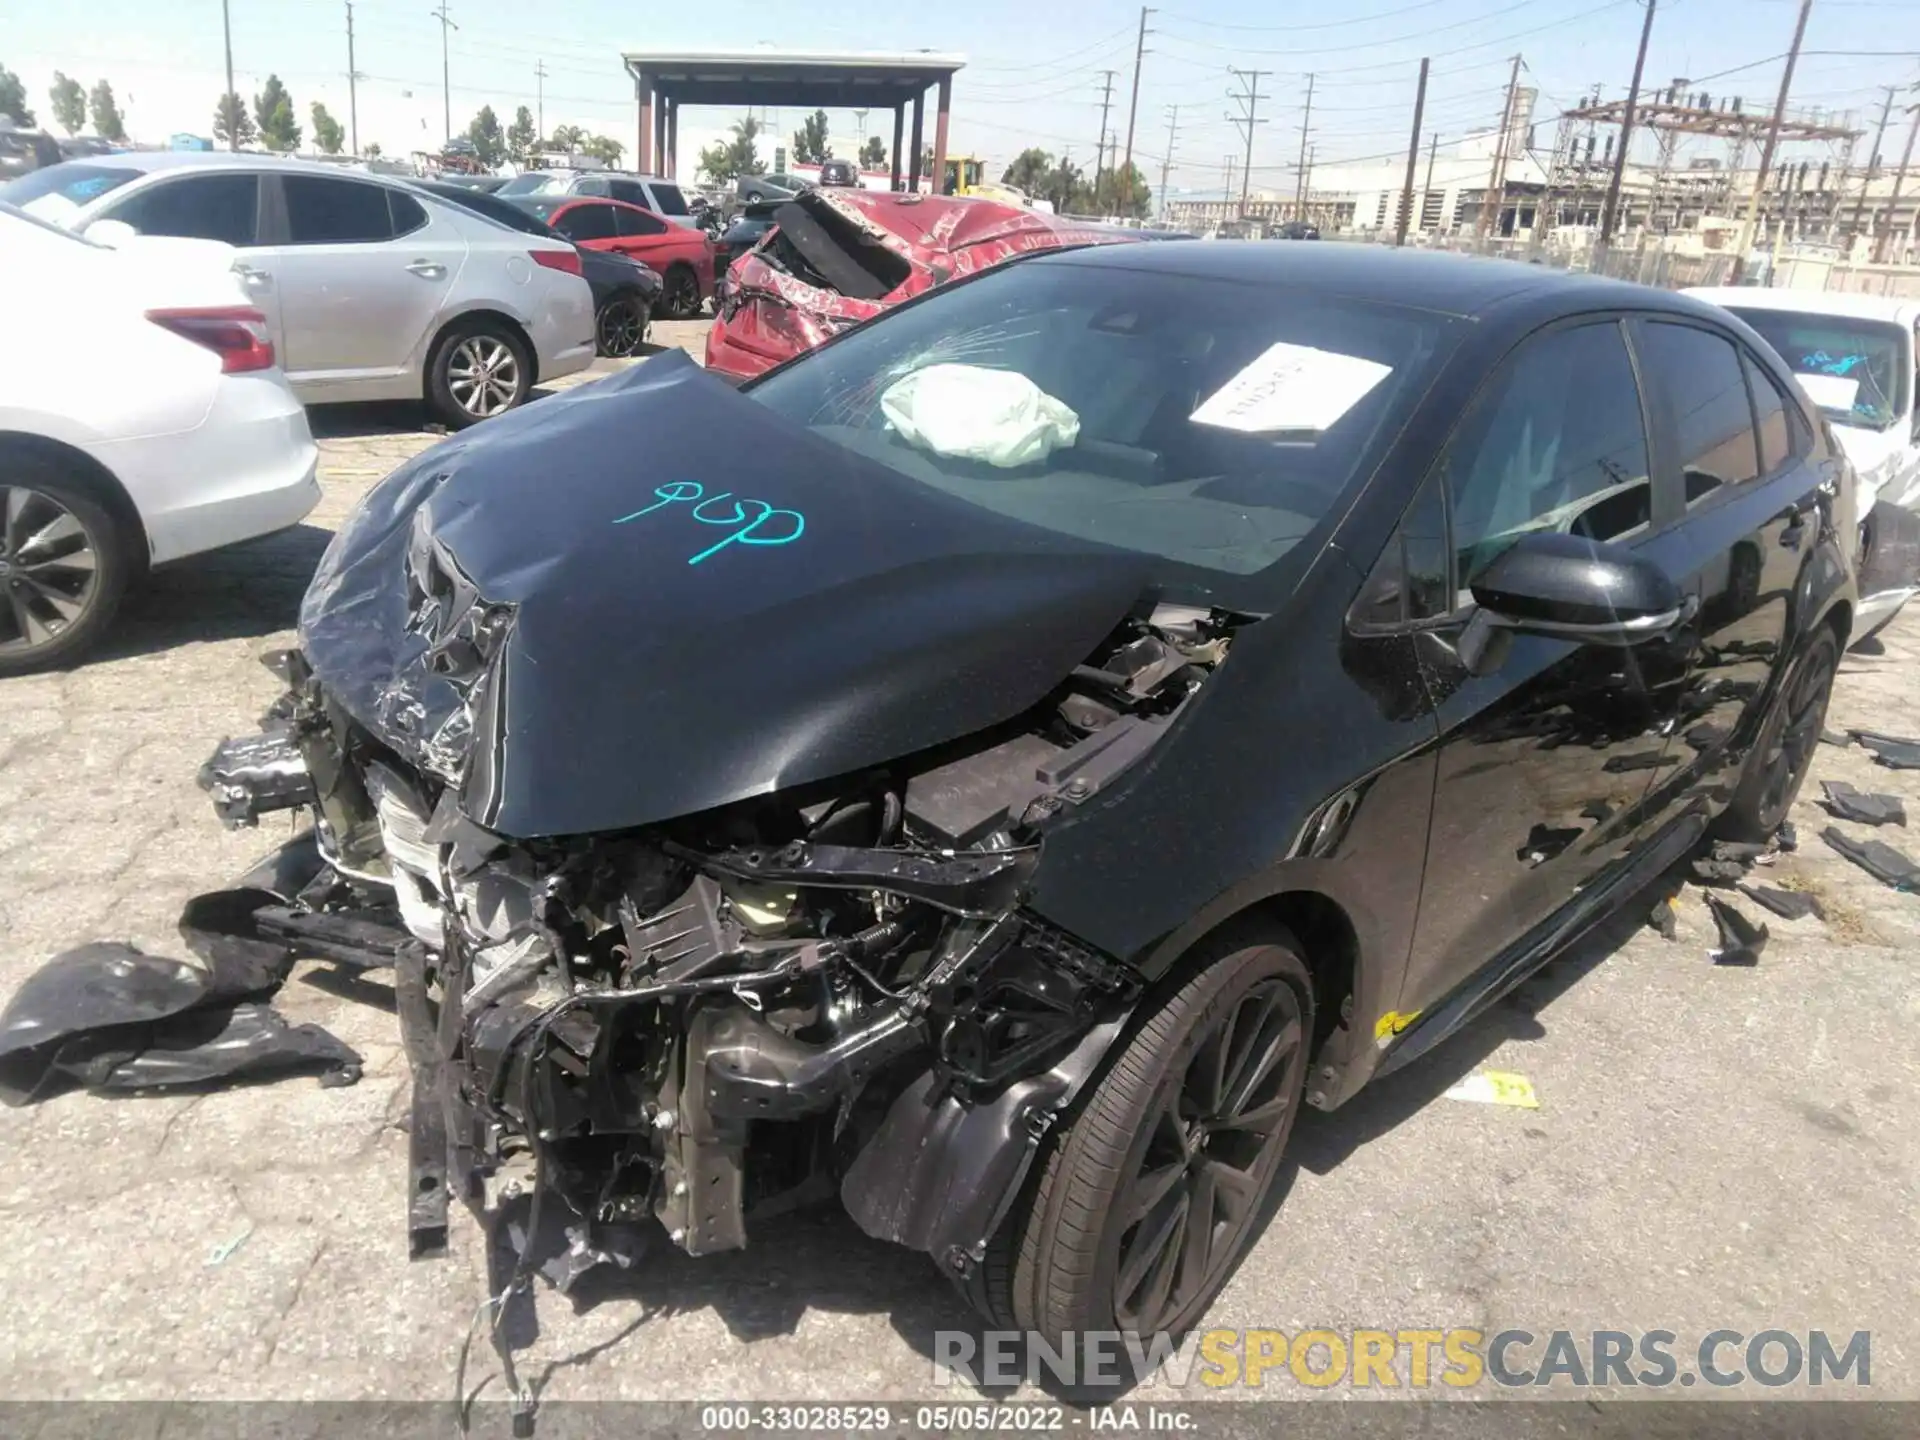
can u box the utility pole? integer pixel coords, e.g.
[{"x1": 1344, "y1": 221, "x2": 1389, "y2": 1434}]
[
  {"x1": 345, "y1": 1, "x2": 360, "y2": 156},
  {"x1": 431, "y1": 2, "x2": 458, "y2": 146},
  {"x1": 1851, "y1": 86, "x2": 1896, "y2": 248},
  {"x1": 1478, "y1": 54, "x2": 1524, "y2": 238},
  {"x1": 535, "y1": 59, "x2": 548, "y2": 140},
  {"x1": 221, "y1": 0, "x2": 236, "y2": 151},
  {"x1": 1396, "y1": 59, "x2": 1430, "y2": 247},
  {"x1": 1599, "y1": 0, "x2": 1657, "y2": 249},
  {"x1": 1158, "y1": 104, "x2": 1180, "y2": 217},
  {"x1": 1877, "y1": 101, "x2": 1920, "y2": 264},
  {"x1": 1732, "y1": 0, "x2": 1811, "y2": 280},
  {"x1": 1425, "y1": 130, "x2": 1440, "y2": 204},
  {"x1": 1228, "y1": 67, "x2": 1268, "y2": 220},
  {"x1": 1222, "y1": 153, "x2": 1238, "y2": 218},
  {"x1": 1122, "y1": 7, "x2": 1155, "y2": 184},
  {"x1": 1293, "y1": 72, "x2": 1315, "y2": 220},
  {"x1": 1094, "y1": 70, "x2": 1117, "y2": 191}
]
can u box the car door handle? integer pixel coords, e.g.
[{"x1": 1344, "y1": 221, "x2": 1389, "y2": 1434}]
[
  {"x1": 233, "y1": 263, "x2": 274, "y2": 292},
  {"x1": 405, "y1": 260, "x2": 448, "y2": 280}
]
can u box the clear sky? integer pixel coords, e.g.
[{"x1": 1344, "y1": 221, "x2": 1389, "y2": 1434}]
[{"x1": 7, "y1": 0, "x2": 1920, "y2": 199}]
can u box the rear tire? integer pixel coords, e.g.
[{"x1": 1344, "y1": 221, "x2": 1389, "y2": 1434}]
[
  {"x1": 661, "y1": 263, "x2": 702, "y2": 320},
  {"x1": 962, "y1": 927, "x2": 1314, "y2": 1351},
  {"x1": 0, "y1": 456, "x2": 132, "y2": 676},
  {"x1": 1716, "y1": 626, "x2": 1839, "y2": 841},
  {"x1": 595, "y1": 292, "x2": 651, "y2": 358},
  {"x1": 425, "y1": 318, "x2": 532, "y2": 429}
]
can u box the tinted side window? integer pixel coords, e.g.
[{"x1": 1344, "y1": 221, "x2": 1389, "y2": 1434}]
[
  {"x1": 575, "y1": 176, "x2": 611, "y2": 197},
  {"x1": 1745, "y1": 354, "x2": 1797, "y2": 475},
  {"x1": 389, "y1": 190, "x2": 428, "y2": 237},
  {"x1": 607, "y1": 179, "x2": 649, "y2": 207},
  {"x1": 648, "y1": 183, "x2": 689, "y2": 216},
  {"x1": 110, "y1": 174, "x2": 259, "y2": 246},
  {"x1": 1352, "y1": 471, "x2": 1450, "y2": 628},
  {"x1": 1639, "y1": 321, "x2": 1760, "y2": 506},
  {"x1": 283, "y1": 176, "x2": 395, "y2": 244},
  {"x1": 616, "y1": 206, "x2": 667, "y2": 237},
  {"x1": 554, "y1": 204, "x2": 616, "y2": 242},
  {"x1": 1444, "y1": 320, "x2": 1652, "y2": 584}
]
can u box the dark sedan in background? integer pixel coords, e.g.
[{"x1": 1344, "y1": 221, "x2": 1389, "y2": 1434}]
[
  {"x1": 412, "y1": 179, "x2": 661, "y2": 357},
  {"x1": 180, "y1": 243, "x2": 1849, "y2": 1373}
]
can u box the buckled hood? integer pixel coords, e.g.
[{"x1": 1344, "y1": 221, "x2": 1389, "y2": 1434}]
[{"x1": 300, "y1": 352, "x2": 1151, "y2": 838}]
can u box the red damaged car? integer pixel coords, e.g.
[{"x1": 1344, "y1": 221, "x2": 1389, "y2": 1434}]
[
  {"x1": 705, "y1": 189, "x2": 1145, "y2": 379},
  {"x1": 510, "y1": 195, "x2": 715, "y2": 319}
]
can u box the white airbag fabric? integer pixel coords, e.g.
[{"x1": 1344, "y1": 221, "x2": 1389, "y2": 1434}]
[{"x1": 882, "y1": 363, "x2": 1081, "y2": 468}]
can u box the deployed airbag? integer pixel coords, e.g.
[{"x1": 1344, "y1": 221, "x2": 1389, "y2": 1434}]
[{"x1": 882, "y1": 364, "x2": 1081, "y2": 468}]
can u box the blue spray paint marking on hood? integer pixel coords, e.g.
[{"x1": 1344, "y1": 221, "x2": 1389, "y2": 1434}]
[{"x1": 300, "y1": 351, "x2": 1153, "y2": 838}]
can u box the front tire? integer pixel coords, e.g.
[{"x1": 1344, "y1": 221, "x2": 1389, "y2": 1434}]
[
  {"x1": 972, "y1": 929, "x2": 1314, "y2": 1347},
  {"x1": 1717, "y1": 625, "x2": 1839, "y2": 841},
  {"x1": 426, "y1": 319, "x2": 532, "y2": 429},
  {"x1": 0, "y1": 456, "x2": 132, "y2": 676}
]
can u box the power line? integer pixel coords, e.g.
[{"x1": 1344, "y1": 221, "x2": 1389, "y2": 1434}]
[{"x1": 1157, "y1": 0, "x2": 1558, "y2": 59}]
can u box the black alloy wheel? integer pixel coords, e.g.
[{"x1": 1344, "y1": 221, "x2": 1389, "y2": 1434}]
[
  {"x1": 662, "y1": 264, "x2": 702, "y2": 320},
  {"x1": 0, "y1": 461, "x2": 131, "y2": 676},
  {"x1": 1109, "y1": 977, "x2": 1306, "y2": 1332},
  {"x1": 962, "y1": 929, "x2": 1314, "y2": 1350},
  {"x1": 1719, "y1": 626, "x2": 1839, "y2": 840},
  {"x1": 595, "y1": 294, "x2": 651, "y2": 358}
]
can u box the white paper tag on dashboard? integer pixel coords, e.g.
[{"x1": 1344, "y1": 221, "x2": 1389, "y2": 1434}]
[
  {"x1": 1191, "y1": 342, "x2": 1392, "y2": 434},
  {"x1": 1797, "y1": 373, "x2": 1860, "y2": 412}
]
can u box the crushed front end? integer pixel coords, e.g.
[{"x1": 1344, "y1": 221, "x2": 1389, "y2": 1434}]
[{"x1": 199, "y1": 608, "x2": 1237, "y2": 1282}]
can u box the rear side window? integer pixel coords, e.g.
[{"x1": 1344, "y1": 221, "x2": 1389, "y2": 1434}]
[
  {"x1": 616, "y1": 207, "x2": 668, "y2": 237},
  {"x1": 554, "y1": 204, "x2": 616, "y2": 242},
  {"x1": 575, "y1": 176, "x2": 611, "y2": 197},
  {"x1": 607, "y1": 179, "x2": 650, "y2": 207},
  {"x1": 1639, "y1": 322, "x2": 1761, "y2": 506},
  {"x1": 647, "y1": 183, "x2": 689, "y2": 216},
  {"x1": 283, "y1": 175, "x2": 395, "y2": 244},
  {"x1": 110, "y1": 174, "x2": 259, "y2": 246},
  {"x1": 389, "y1": 190, "x2": 428, "y2": 237},
  {"x1": 1443, "y1": 319, "x2": 1652, "y2": 584}
]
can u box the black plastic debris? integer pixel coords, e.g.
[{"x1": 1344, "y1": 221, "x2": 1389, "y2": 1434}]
[
  {"x1": 1853, "y1": 730, "x2": 1920, "y2": 770},
  {"x1": 1819, "y1": 780, "x2": 1907, "y2": 828},
  {"x1": 1704, "y1": 893, "x2": 1769, "y2": 966},
  {"x1": 1821, "y1": 826, "x2": 1920, "y2": 891},
  {"x1": 1604, "y1": 750, "x2": 1668, "y2": 774},
  {"x1": 1647, "y1": 898, "x2": 1678, "y2": 941},
  {"x1": 1690, "y1": 858, "x2": 1749, "y2": 886},
  {"x1": 1776, "y1": 821, "x2": 1798, "y2": 853},
  {"x1": 1819, "y1": 729, "x2": 1851, "y2": 748},
  {"x1": 1710, "y1": 840, "x2": 1770, "y2": 864},
  {"x1": 1738, "y1": 882, "x2": 1825, "y2": 922},
  {"x1": 1580, "y1": 798, "x2": 1616, "y2": 825},
  {"x1": 0, "y1": 889, "x2": 361, "y2": 1105}
]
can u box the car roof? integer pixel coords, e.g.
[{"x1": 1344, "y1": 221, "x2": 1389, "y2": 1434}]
[
  {"x1": 1037, "y1": 241, "x2": 1712, "y2": 320},
  {"x1": 522, "y1": 194, "x2": 662, "y2": 216},
  {"x1": 524, "y1": 168, "x2": 680, "y2": 185},
  {"x1": 57, "y1": 150, "x2": 393, "y2": 178},
  {"x1": 1685, "y1": 285, "x2": 1920, "y2": 327}
]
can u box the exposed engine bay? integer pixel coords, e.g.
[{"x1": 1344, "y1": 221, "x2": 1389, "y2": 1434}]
[{"x1": 197, "y1": 602, "x2": 1236, "y2": 1298}]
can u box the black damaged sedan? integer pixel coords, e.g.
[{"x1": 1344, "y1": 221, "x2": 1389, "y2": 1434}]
[{"x1": 200, "y1": 242, "x2": 1851, "y2": 1353}]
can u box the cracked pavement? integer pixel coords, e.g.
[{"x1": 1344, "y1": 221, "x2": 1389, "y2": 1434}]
[{"x1": 0, "y1": 323, "x2": 1916, "y2": 1405}]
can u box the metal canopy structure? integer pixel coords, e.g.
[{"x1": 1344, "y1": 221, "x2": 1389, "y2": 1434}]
[{"x1": 619, "y1": 49, "x2": 967, "y2": 193}]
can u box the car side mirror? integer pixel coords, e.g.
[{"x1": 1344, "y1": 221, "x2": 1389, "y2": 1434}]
[
  {"x1": 1457, "y1": 531, "x2": 1691, "y2": 674},
  {"x1": 82, "y1": 218, "x2": 139, "y2": 248}
]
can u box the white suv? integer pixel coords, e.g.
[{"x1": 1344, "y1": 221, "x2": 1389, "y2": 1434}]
[{"x1": 4, "y1": 154, "x2": 596, "y2": 429}]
